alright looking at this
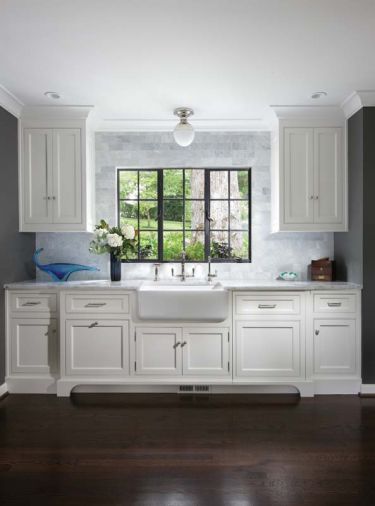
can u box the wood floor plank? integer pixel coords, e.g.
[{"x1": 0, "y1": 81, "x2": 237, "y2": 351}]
[{"x1": 0, "y1": 393, "x2": 375, "y2": 505}]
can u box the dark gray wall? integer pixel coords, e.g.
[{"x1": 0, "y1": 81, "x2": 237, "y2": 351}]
[
  {"x1": 0, "y1": 106, "x2": 35, "y2": 384},
  {"x1": 334, "y1": 110, "x2": 363, "y2": 284},
  {"x1": 362, "y1": 108, "x2": 375, "y2": 383},
  {"x1": 334, "y1": 107, "x2": 375, "y2": 384}
]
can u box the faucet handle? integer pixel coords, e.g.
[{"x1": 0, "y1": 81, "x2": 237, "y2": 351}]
[{"x1": 181, "y1": 250, "x2": 186, "y2": 261}]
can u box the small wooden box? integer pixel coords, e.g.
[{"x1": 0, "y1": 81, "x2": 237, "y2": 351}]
[{"x1": 309, "y1": 258, "x2": 335, "y2": 282}]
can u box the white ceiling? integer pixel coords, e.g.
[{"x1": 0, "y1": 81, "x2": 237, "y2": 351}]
[{"x1": 0, "y1": 0, "x2": 375, "y2": 123}]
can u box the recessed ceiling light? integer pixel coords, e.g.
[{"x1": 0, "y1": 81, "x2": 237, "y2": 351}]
[
  {"x1": 44, "y1": 91, "x2": 61, "y2": 100},
  {"x1": 311, "y1": 91, "x2": 327, "y2": 99}
]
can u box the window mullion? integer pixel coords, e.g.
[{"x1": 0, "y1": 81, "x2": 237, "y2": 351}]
[
  {"x1": 204, "y1": 170, "x2": 210, "y2": 261},
  {"x1": 158, "y1": 169, "x2": 163, "y2": 261}
]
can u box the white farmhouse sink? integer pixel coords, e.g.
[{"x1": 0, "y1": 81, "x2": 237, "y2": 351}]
[{"x1": 137, "y1": 281, "x2": 229, "y2": 321}]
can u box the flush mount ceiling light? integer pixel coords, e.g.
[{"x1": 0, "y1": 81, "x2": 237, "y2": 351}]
[
  {"x1": 173, "y1": 107, "x2": 195, "y2": 147},
  {"x1": 311, "y1": 91, "x2": 328, "y2": 99},
  {"x1": 44, "y1": 91, "x2": 61, "y2": 100}
]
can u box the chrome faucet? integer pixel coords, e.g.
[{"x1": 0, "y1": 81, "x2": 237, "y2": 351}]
[
  {"x1": 171, "y1": 251, "x2": 195, "y2": 282},
  {"x1": 207, "y1": 256, "x2": 218, "y2": 283},
  {"x1": 153, "y1": 263, "x2": 160, "y2": 282}
]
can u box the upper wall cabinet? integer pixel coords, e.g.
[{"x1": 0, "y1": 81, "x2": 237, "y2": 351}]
[
  {"x1": 271, "y1": 107, "x2": 347, "y2": 232},
  {"x1": 19, "y1": 107, "x2": 94, "y2": 232}
]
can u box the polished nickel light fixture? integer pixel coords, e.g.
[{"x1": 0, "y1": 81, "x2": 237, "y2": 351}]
[{"x1": 173, "y1": 107, "x2": 195, "y2": 147}]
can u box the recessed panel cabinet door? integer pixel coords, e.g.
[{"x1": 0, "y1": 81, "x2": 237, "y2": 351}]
[
  {"x1": 313, "y1": 128, "x2": 343, "y2": 224},
  {"x1": 236, "y1": 321, "x2": 301, "y2": 377},
  {"x1": 313, "y1": 319, "x2": 356, "y2": 375},
  {"x1": 135, "y1": 327, "x2": 182, "y2": 376},
  {"x1": 182, "y1": 328, "x2": 230, "y2": 376},
  {"x1": 23, "y1": 129, "x2": 53, "y2": 224},
  {"x1": 66, "y1": 320, "x2": 129, "y2": 376},
  {"x1": 284, "y1": 128, "x2": 314, "y2": 224},
  {"x1": 11, "y1": 318, "x2": 57, "y2": 374},
  {"x1": 52, "y1": 129, "x2": 82, "y2": 224}
]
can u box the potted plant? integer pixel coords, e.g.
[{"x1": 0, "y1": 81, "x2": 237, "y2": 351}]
[{"x1": 89, "y1": 220, "x2": 137, "y2": 281}]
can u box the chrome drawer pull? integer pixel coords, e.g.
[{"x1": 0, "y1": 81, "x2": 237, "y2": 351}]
[
  {"x1": 88, "y1": 321, "x2": 99, "y2": 328},
  {"x1": 258, "y1": 304, "x2": 277, "y2": 309},
  {"x1": 181, "y1": 341, "x2": 187, "y2": 347},
  {"x1": 173, "y1": 341, "x2": 181, "y2": 349},
  {"x1": 327, "y1": 302, "x2": 342, "y2": 307},
  {"x1": 22, "y1": 301, "x2": 41, "y2": 306},
  {"x1": 85, "y1": 302, "x2": 107, "y2": 308}
]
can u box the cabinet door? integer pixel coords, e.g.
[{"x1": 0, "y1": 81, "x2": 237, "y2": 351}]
[
  {"x1": 10, "y1": 318, "x2": 57, "y2": 374},
  {"x1": 66, "y1": 320, "x2": 129, "y2": 376},
  {"x1": 182, "y1": 328, "x2": 230, "y2": 376},
  {"x1": 236, "y1": 321, "x2": 301, "y2": 377},
  {"x1": 52, "y1": 129, "x2": 82, "y2": 224},
  {"x1": 284, "y1": 128, "x2": 314, "y2": 224},
  {"x1": 135, "y1": 327, "x2": 182, "y2": 376},
  {"x1": 313, "y1": 319, "x2": 356, "y2": 375},
  {"x1": 23, "y1": 129, "x2": 53, "y2": 224},
  {"x1": 313, "y1": 128, "x2": 343, "y2": 224}
]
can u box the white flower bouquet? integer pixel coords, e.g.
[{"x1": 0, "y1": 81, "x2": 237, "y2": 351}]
[{"x1": 89, "y1": 220, "x2": 138, "y2": 260}]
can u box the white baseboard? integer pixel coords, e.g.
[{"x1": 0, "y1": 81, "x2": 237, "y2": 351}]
[
  {"x1": 0, "y1": 382, "x2": 8, "y2": 398},
  {"x1": 361, "y1": 384, "x2": 375, "y2": 395}
]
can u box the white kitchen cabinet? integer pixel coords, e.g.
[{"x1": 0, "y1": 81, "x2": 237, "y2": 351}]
[
  {"x1": 65, "y1": 320, "x2": 129, "y2": 376},
  {"x1": 10, "y1": 318, "x2": 57, "y2": 374},
  {"x1": 182, "y1": 328, "x2": 230, "y2": 376},
  {"x1": 135, "y1": 327, "x2": 182, "y2": 376},
  {"x1": 313, "y1": 128, "x2": 343, "y2": 225},
  {"x1": 284, "y1": 128, "x2": 314, "y2": 225},
  {"x1": 52, "y1": 129, "x2": 82, "y2": 225},
  {"x1": 235, "y1": 321, "x2": 301, "y2": 378},
  {"x1": 313, "y1": 319, "x2": 356, "y2": 376},
  {"x1": 271, "y1": 107, "x2": 347, "y2": 232},
  {"x1": 19, "y1": 107, "x2": 93, "y2": 232},
  {"x1": 23, "y1": 129, "x2": 53, "y2": 225}
]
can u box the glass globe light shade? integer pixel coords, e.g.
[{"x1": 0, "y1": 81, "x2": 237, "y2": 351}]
[{"x1": 173, "y1": 121, "x2": 195, "y2": 147}]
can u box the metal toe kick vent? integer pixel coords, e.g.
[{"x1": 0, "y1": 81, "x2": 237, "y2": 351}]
[{"x1": 178, "y1": 385, "x2": 211, "y2": 394}]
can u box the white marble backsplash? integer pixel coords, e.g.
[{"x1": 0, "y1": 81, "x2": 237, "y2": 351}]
[{"x1": 36, "y1": 131, "x2": 333, "y2": 282}]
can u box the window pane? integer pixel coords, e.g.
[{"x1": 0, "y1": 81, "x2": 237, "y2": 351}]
[
  {"x1": 163, "y1": 200, "x2": 183, "y2": 229},
  {"x1": 210, "y1": 171, "x2": 228, "y2": 198},
  {"x1": 230, "y1": 170, "x2": 249, "y2": 199},
  {"x1": 210, "y1": 232, "x2": 230, "y2": 259},
  {"x1": 119, "y1": 170, "x2": 138, "y2": 199},
  {"x1": 139, "y1": 171, "x2": 157, "y2": 199},
  {"x1": 164, "y1": 169, "x2": 183, "y2": 198},
  {"x1": 185, "y1": 232, "x2": 205, "y2": 261},
  {"x1": 163, "y1": 232, "x2": 183, "y2": 261},
  {"x1": 185, "y1": 200, "x2": 205, "y2": 230},
  {"x1": 139, "y1": 231, "x2": 158, "y2": 259},
  {"x1": 120, "y1": 200, "x2": 138, "y2": 229},
  {"x1": 185, "y1": 169, "x2": 204, "y2": 199},
  {"x1": 210, "y1": 201, "x2": 229, "y2": 230},
  {"x1": 231, "y1": 231, "x2": 249, "y2": 260},
  {"x1": 139, "y1": 201, "x2": 158, "y2": 230},
  {"x1": 230, "y1": 201, "x2": 249, "y2": 230}
]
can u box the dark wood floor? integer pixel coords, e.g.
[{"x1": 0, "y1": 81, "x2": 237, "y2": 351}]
[{"x1": 1, "y1": 393, "x2": 375, "y2": 506}]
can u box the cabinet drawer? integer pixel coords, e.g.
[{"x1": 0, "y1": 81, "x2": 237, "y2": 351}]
[
  {"x1": 65, "y1": 293, "x2": 130, "y2": 314},
  {"x1": 10, "y1": 292, "x2": 57, "y2": 313},
  {"x1": 234, "y1": 293, "x2": 301, "y2": 316},
  {"x1": 313, "y1": 294, "x2": 356, "y2": 314}
]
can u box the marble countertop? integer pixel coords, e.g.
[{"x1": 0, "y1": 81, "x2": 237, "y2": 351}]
[{"x1": 4, "y1": 279, "x2": 362, "y2": 291}]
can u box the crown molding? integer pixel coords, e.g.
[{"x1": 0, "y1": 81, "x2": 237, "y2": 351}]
[
  {"x1": 21, "y1": 105, "x2": 94, "y2": 120},
  {"x1": 93, "y1": 117, "x2": 268, "y2": 132},
  {"x1": 0, "y1": 84, "x2": 23, "y2": 118},
  {"x1": 269, "y1": 105, "x2": 345, "y2": 121},
  {"x1": 341, "y1": 90, "x2": 375, "y2": 119}
]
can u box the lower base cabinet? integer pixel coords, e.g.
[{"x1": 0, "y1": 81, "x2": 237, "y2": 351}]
[
  {"x1": 65, "y1": 320, "x2": 129, "y2": 376},
  {"x1": 10, "y1": 318, "x2": 57, "y2": 374},
  {"x1": 313, "y1": 319, "x2": 356, "y2": 375},
  {"x1": 235, "y1": 321, "x2": 301, "y2": 377},
  {"x1": 135, "y1": 327, "x2": 230, "y2": 377}
]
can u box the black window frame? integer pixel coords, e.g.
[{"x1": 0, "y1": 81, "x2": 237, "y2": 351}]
[{"x1": 117, "y1": 167, "x2": 251, "y2": 263}]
